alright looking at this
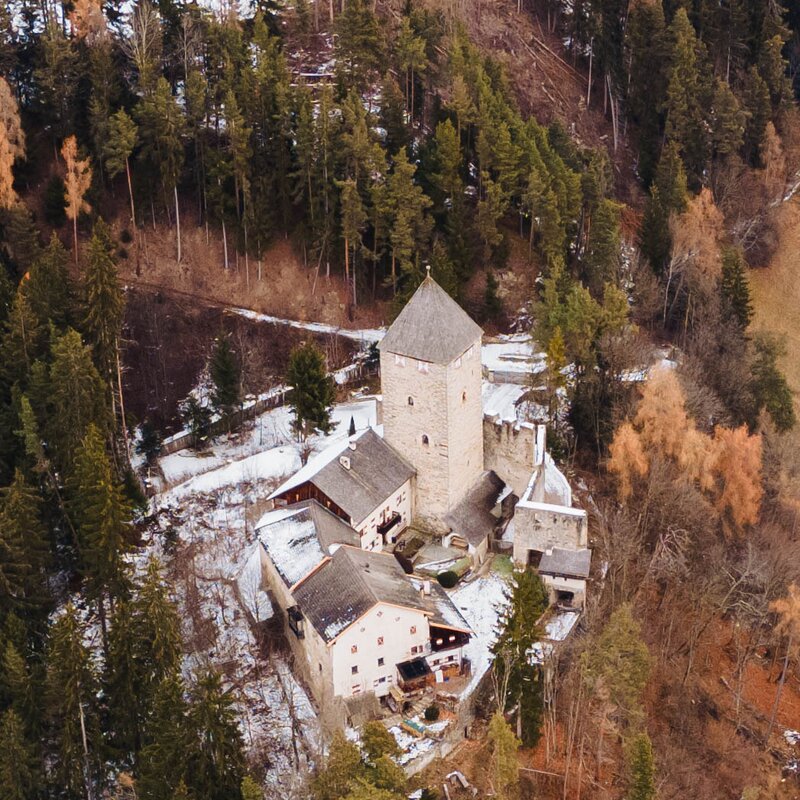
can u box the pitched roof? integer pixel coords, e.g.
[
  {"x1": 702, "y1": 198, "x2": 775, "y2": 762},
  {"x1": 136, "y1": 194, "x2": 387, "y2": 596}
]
[
  {"x1": 257, "y1": 500, "x2": 360, "y2": 588},
  {"x1": 293, "y1": 546, "x2": 472, "y2": 642},
  {"x1": 538, "y1": 548, "x2": 592, "y2": 579},
  {"x1": 378, "y1": 275, "x2": 483, "y2": 365},
  {"x1": 444, "y1": 471, "x2": 505, "y2": 547},
  {"x1": 270, "y1": 428, "x2": 415, "y2": 525}
]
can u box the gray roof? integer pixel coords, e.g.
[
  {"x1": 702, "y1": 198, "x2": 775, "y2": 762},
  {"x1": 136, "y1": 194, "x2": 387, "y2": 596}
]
[
  {"x1": 257, "y1": 500, "x2": 360, "y2": 587},
  {"x1": 274, "y1": 428, "x2": 415, "y2": 525},
  {"x1": 293, "y1": 546, "x2": 472, "y2": 642},
  {"x1": 538, "y1": 548, "x2": 592, "y2": 579},
  {"x1": 444, "y1": 471, "x2": 505, "y2": 547},
  {"x1": 378, "y1": 276, "x2": 483, "y2": 365}
]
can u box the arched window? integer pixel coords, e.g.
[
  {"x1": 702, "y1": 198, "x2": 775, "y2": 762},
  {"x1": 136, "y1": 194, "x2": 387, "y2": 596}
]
[
  {"x1": 408, "y1": 396, "x2": 414, "y2": 406},
  {"x1": 422, "y1": 435, "x2": 429, "y2": 446}
]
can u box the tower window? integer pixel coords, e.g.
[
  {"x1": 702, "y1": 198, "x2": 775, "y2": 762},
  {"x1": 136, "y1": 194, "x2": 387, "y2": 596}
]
[
  {"x1": 462, "y1": 391, "x2": 467, "y2": 402},
  {"x1": 408, "y1": 396, "x2": 414, "y2": 406},
  {"x1": 422, "y1": 435, "x2": 429, "y2": 446}
]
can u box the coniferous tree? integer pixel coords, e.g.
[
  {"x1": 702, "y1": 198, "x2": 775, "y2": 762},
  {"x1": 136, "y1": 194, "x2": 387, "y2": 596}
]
[
  {"x1": 45, "y1": 328, "x2": 108, "y2": 474},
  {"x1": 379, "y1": 73, "x2": 408, "y2": 155},
  {"x1": 134, "y1": 557, "x2": 183, "y2": 705},
  {"x1": 181, "y1": 396, "x2": 213, "y2": 449},
  {"x1": 0, "y1": 292, "x2": 46, "y2": 396},
  {"x1": 0, "y1": 470, "x2": 51, "y2": 632},
  {"x1": 751, "y1": 334, "x2": 796, "y2": 432},
  {"x1": 742, "y1": 65, "x2": 772, "y2": 166},
  {"x1": 23, "y1": 233, "x2": 72, "y2": 330},
  {"x1": 209, "y1": 335, "x2": 241, "y2": 419},
  {"x1": 105, "y1": 109, "x2": 139, "y2": 231},
  {"x1": 487, "y1": 711, "x2": 520, "y2": 800},
  {"x1": 625, "y1": 732, "x2": 657, "y2": 800},
  {"x1": 0, "y1": 709, "x2": 39, "y2": 800},
  {"x1": 335, "y1": 0, "x2": 382, "y2": 93},
  {"x1": 720, "y1": 247, "x2": 752, "y2": 330},
  {"x1": 187, "y1": 669, "x2": 246, "y2": 800},
  {"x1": 43, "y1": 176, "x2": 68, "y2": 228},
  {"x1": 312, "y1": 730, "x2": 365, "y2": 800},
  {"x1": 139, "y1": 671, "x2": 192, "y2": 800},
  {"x1": 583, "y1": 198, "x2": 622, "y2": 294},
  {"x1": 492, "y1": 569, "x2": 549, "y2": 746},
  {"x1": 287, "y1": 341, "x2": 335, "y2": 439},
  {"x1": 69, "y1": 423, "x2": 133, "y2": 640},
  {"x1": 45, "y1": 604, "x2": 99, "y2": 799}
]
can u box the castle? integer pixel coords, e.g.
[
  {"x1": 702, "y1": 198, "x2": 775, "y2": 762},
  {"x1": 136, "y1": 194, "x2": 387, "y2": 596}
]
[{"x1": 258, "y1": 274, "x2": 591, "y2": 704}]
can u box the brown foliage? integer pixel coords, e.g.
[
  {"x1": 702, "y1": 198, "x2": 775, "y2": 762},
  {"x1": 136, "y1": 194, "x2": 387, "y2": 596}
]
[
  {"x1": 608, "y1": 368, "x2": 764, "y2": 535},
  {"x1": 69, "y1": 0, "x2": 108, "y2": 43},
  {"x1": 61, "y1": 135, "x2": 92, "y2": 222},
  {"x1": 771, "y1": 582, "x2": 800, "y2": 650},
  {"x1": 712, "y1": 425, "x2": 763, "y2": 532},
  {"x1": 0, "y1": 77, "x2": 25, "y2": 209}
]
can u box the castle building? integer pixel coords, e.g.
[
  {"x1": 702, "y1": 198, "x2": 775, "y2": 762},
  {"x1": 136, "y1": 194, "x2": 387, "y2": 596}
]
[{"x1": 378, "y1": 275, "x2": 485, "y2": 522}]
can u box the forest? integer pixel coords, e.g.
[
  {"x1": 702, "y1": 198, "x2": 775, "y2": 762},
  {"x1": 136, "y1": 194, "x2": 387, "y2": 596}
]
[{"x1": 1, "y1": 0, "x2": 800, "y2": 797}]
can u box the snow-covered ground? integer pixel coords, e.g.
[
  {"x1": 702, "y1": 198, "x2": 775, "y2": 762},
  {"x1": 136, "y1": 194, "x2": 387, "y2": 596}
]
[{"x1": 450, "y1": 570, "x2": 510, "y2": 698}]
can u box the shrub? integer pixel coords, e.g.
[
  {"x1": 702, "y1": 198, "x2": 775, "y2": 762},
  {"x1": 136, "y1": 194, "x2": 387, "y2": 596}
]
[
  {"x1": 424, "y1": 704, "x2": 440, "y2": 722},
  {"x1": 117, "y1": 247, "x2": 128, "y2": 260},
  {"x1": 437, "y1": 570, "x2": 458, "y2": 588},
  {"x1": 120, "y1": 228, "x2": 133, "y2": 243}
]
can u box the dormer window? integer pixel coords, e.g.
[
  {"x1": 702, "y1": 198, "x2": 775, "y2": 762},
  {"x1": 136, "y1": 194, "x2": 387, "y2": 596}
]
[
  {"x1": 408, "y1": 396, "x2": 414, "y2": 406},
  {"x1": 466, "y1": 345, "x2": 475, "y2": 359},
  {"x1": 454, "y1": 357, "x2": 462, "y2": 368},
  {"x1": 394, "y1": 354, "x2": 406, "y2": 366},
  {"x1": 418, "y1": 361, "x2": 430, "y2": 373},
  {"x1": 422, "y1": 435, "x2": 429, "y2": 446}
]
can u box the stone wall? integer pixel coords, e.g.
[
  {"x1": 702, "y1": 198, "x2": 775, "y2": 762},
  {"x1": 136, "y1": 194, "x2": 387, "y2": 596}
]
[
  {"x1": 512, "y1": 501, "x2": 588, "y2": 564},
  {"x1": 381, "y1": 338, "x2": 482, "y2": 522},
  {"x1": 482, "y1": 415, "x2": 536, "y2": 498}
]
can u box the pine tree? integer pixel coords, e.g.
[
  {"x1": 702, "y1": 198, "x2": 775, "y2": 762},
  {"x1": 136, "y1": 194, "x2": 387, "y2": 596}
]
[
  {"x1": 312, "y1": 730, "x2": 365, "y2": 800},
  {"x1": 720, "y1": 247, "x2": 752, "y2": 330},
  {"x1": 742, "y1": 66, "x2": 772, "y2": 166},
  {"x1": 0, "y1": 709, "x2": 39, "y2": 800},
  {"x1": 134, "y1": 557, "x2": 183, "y2": 705},
  {"x1": 47, "y1": 328, "x2": 108, "y2": 473},
  {"x1": 379, "y1": 73, "x2": 408, "y2": 155},
  {"x1": 69, "y1": 423, "x2": 133, "y2": 639},
  {"x1": 625, "y1": 732, "x2": 657, "y2": 800},
  {"x1": 287, "y1": 341, "x2": 335, "y2": 439},
  {"x1": 664, "y1": 8, "x2": 709, "y2": 185},
  {"x1": 492, "y1": 569, "x2": 549, "y2": 746},
  {"x1": 209, "y1": 335, "x2": 241, "y2": 418},
  {"x1": 83, "y1": 218, "x2": 127, "y2": 450},
  {"x1": 335, "y1": 0, "x2": 382, "y2": 93},
  {"x1": 105, "y1": 109, "x2": 139, "y2": 230},
  {"x1": 583, "y1": 198, "x2": 622, "y2": 294},
  {"x1": 186, "y1": 669, "x2": 246, "y2": 800},
  {"x1": 0, "y1": 470, "x2": 51, "y2": 630},
  {"x1": 104, "y1": 598, "x2": 141, "y2": 758},
  {"x1": 0, "y1": 292, "x2": 46, "y2": 393},
  {"x1": 1, "y1": 641, "x2": 40, "y2": 734},
  {"x1": 338, "y1": 177, "x2": 367, "y2": 308},
  {"x1": 139, "y1": 671, "x2": 192, "y2": 800},
  {"x1": 487, "y1": 711, "x2": 520, "y2": 800},
  {"x1": 396, "y1": 16, "x2": 427, "y2": 121},
  {"x1": 136, "y1": 77, "x2": 186, "y2": 260},
  {"x1": 46, "y1": 604, "x2": 99, "y2": 798},
  {"x1": 584, "y1": 603, "x2": 651, "y2": 729},
  {"x1": 23, "y1": 233, "x2": 73, "y2": 330},
  {"x1": 709, "y1": 79, "x2": 745, "y2": 160}
]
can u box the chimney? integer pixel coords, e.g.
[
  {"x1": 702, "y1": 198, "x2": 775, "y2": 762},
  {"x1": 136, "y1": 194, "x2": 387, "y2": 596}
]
[
  {"x1": 339, "y1": 455, "x2": 351, "y2": 470},
  {"x1": 423, "y1": 580, "x2": 431, "y2": 596}
]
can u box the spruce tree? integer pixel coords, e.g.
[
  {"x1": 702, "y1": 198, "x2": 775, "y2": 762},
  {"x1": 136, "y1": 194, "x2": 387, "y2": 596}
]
[
  {"x1": 751, "y1": 334, "x2": 796, "y2": 433},
  {"x1": 69, "y1": 423, "x2": 133, "y2": 639},
  {"x1": 181, "y1": 396, "x2": 213, "y2": 449},
  {"x1": 46, "y1": 328, "x2": 108, "y2": 473},
  {"x1": 105, "y1": 109, "x2": 139, "y2": 230},
  {"x1": 187, "y1": 669, "x2": 246, "y2": 800},
  {"x1": 139, "y1": 672, "x2": 192, "y2": 800},
  {"x1": 209, "y1": 335, "x2": 241, "y2": 418},
  {"x1": 134, "y1": 557, "x2": 183, "y2": 706},
  {"x1": 23, "y1": 233, "x2": 73, "y2": 330},
  {"x1": 287, "y1": 341, "x2": 335, "y2": 439},
  {"x1": 742, "y1": 65, "x2": 772, "y2": 166},
  {"x1": 583, "y1": 198, "x2": 622, "y2": 295},
  {"x1": 720, "y1": 247, "x2": 752, "y2": 330},
  {"x1": 492, "y1": 569, "x2": 549, "y2": 746},
  {"x1": 335, "y1": 0, "x2": 382, "y2": 93},
  {"x1": 0, "y1": 292, "x2": 46, "y2": 393},
  {"x1": 626, "y1": 732, "x2": 657, "y2": 800},
  {"x1": 312, "y1": 730, "x2": 365, "y2": 800},
  {"x1": 45, "y1": 604, "x2": 99, "y2": 798},
  {"x1": 0, "y1": 709, "x2": 39, "y2": 800},
  {"x1": 0, "y1": 470, "x2": 51, "y2": 631}
]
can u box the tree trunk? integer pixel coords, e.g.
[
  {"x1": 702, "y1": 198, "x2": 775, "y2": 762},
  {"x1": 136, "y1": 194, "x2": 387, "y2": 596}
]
[
  {"x1": 125, "y1": 157, "x2": 137, "y2": 231},
  {"x1": 766, "y1": 632, "x2": 793, "y2": 744},
  {"x1": 174, "y1": 185, "x2": 181, "y2": 263},
  {"x1": 73, "y1": 215, "x2": 79, "y2": 265},
  {"x1": 222, "y1": 218, "x2": 229, "y2": 270},
  {"x1": 586, "y1": 39, "x2": 593, "y2": 108},
  {"x1": 116, "y1": 345, "x2": 131, "y2": 465}
]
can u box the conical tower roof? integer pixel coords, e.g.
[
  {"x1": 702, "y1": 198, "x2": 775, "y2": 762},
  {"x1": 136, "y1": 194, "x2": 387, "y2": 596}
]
[{"x1": 379, "y1": 275, "x2": 483, "y2": 365}]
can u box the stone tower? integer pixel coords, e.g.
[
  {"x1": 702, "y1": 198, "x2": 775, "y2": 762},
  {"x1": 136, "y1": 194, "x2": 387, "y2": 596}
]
[{"x1": 378, "y1": 275, "x2": 484, "y2": 521}]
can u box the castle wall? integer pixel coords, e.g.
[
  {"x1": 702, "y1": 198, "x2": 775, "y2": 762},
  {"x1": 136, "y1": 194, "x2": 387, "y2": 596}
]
[
  {"x1": 482, "y1": 416, "x2": 536, "y2": 498},
  {"x1": 512, "y1": 501, "x2": 588, "y2": 565}
]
